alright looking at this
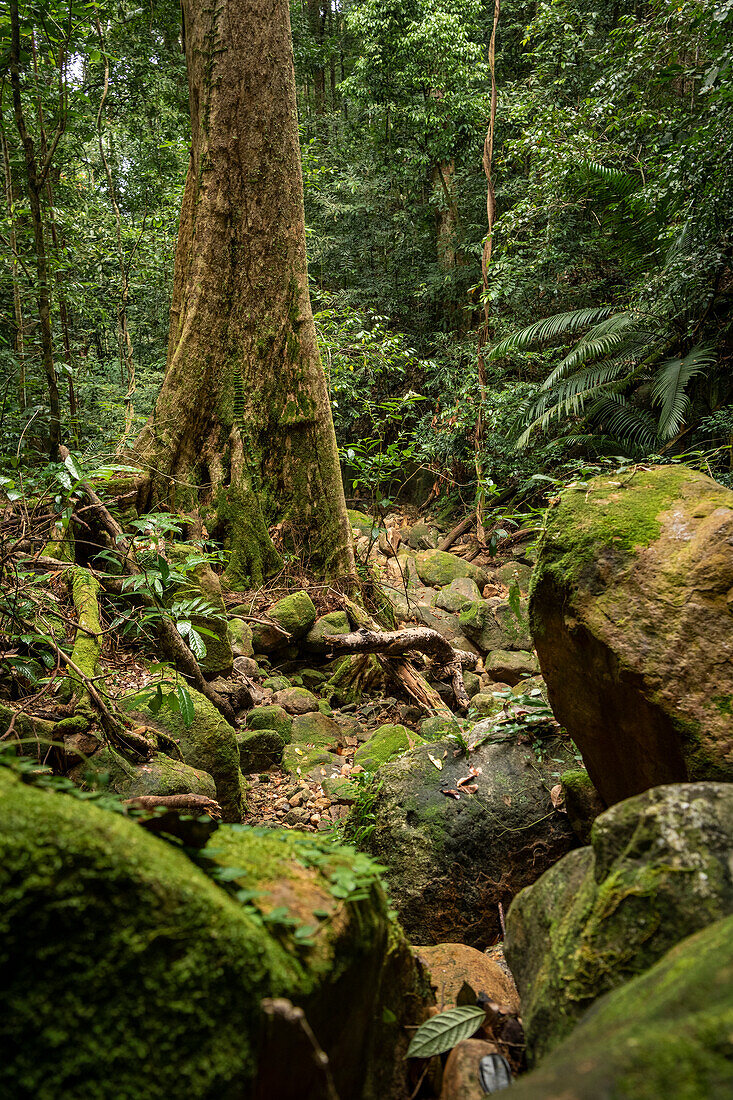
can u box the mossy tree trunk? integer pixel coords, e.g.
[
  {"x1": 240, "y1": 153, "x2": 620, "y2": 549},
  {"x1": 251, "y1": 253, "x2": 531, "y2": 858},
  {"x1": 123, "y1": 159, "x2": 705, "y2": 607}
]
[{"x1": 132, "y1": 0, "x2": 354, "y2": 587}]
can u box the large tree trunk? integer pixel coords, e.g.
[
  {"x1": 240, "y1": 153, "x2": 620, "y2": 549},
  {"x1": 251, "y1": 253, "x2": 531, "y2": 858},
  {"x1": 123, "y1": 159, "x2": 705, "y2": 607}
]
[{"x1": 133, "y1": 0, "x2": 354, "y2": 587}]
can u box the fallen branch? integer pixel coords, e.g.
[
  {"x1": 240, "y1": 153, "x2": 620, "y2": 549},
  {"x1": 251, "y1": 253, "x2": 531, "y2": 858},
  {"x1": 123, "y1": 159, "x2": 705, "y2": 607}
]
[
  {"x1": 438, "y1": 509, "x2": 476, "y2": 552},
  {"x1": 324, "y1": 626, "x2": 475, "y2": 712},
  {"x1": 123, "y1": 793, "x2": 221, "y2": 818}
]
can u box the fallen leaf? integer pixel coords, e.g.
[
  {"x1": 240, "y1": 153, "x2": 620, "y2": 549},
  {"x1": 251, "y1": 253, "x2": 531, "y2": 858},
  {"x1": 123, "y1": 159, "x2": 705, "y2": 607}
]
[
  {"x1": 428, "y1": 753, "x2": 444, "y2": 771},
  {"x1": 550, "y1": 784, "x2": 567, "y2": 812},
  {"x1": 440, "y1": 788, "x2": 462, "y2": 800}
]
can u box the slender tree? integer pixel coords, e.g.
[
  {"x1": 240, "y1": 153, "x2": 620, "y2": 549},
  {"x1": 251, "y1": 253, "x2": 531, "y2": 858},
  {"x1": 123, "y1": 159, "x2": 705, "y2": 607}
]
[{"x1": 132, "y1": 0, "x2": 354, "y2": 586}]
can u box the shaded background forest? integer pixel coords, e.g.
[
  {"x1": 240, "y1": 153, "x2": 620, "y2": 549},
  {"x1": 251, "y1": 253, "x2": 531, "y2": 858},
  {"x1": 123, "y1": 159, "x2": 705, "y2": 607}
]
[{"x1": 1, "y1": 0, "x2": 732, "y2": 513}]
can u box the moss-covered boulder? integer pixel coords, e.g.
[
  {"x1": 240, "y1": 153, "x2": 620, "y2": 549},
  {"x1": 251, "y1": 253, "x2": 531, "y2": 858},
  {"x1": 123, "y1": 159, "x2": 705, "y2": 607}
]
[
  {"x1": 237, "y1": 729, "x2": 286, "y2": 773},
  {"x1": 407, "y1": 521, "x2": 439, "y2": 550},
  {"x1": 459, "y1": 598, "x2": 532, "y2": 654},
  {"x1": 419, "y1": 715, "x2": 461, "y2": 739},
  {"x1": 529, "y1": 466, "x2": 733, "y2": 804},
  {"x1": 272, "y1": 686, "x2": 320, "y2": 714},
  {"x1": 505, "y1": 782, "x2": 733, "y2": 1062},
  {"x1": 347, "y1": 508, "x2": 377, "y2": 539},
  {"x1": 246, "y1": 704, "x2": 292, "y2": 741},
  {"x1": 227, "y1": 617, "x2": 254, "y2": 657},
  {"x1": 509, "y1": 915, "x2": 733, "y2": 1100},
  {"x1": 304, "y1": 610, "x2": 351, "y2": 652},
  {"x1": 415, "y1": 550, "x2": 487, "y2": 589},
  {"x1": 433, "y1": 576, "x2": 482, "y2": 612},
  {"x1": 266, "y1": 591, "x2": 317, "y2": 640},
  {"x1": 283, "y1": 711, "x2": 343, "y2": 777},
  {"x1": 365, "y1": 735, "x2": 576, "y2": 946},
  {"x1": 0, "y1": 769, "x2": 428, "y2": 1099},
  {"x1": 494, "y1": 561, "x2": 533, "y2": 592},
  {"x1": 76, "y1": 746, "x2": 217, "y2": 801},
  {"x1": 467, "y1": 692, "x2": 505, "y2": 719},
  {"x1": 561, "y1": 768, "x2": 605, "y2": 844},
  {"x1": 486, "y1": 649, "x2": 540, "y2": 685},
  {"x1": 354, "y1": 724, "x2": 425, "y2": 772},
  {"x1": 123, "y1": 683, "x2": 244, "y2": 822}
]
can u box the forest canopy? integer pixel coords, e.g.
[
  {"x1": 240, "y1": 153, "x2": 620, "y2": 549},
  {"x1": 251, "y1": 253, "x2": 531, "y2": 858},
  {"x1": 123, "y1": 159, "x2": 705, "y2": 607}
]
[{"x1": 1, "y1": 0, "x2": 731, "y2": 511}]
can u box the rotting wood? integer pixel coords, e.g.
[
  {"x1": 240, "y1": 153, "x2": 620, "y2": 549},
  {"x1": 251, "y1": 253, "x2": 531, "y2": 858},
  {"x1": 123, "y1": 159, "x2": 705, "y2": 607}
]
[
  {"x1": 123, "y1": 793, "x2": 221, "y2": 818},
  {"x1": 438, "y1": 509, "x2": 476, "y2": 552},
  {"x1": 324, "y1": 626, "x2": 475, "y2": 712}
]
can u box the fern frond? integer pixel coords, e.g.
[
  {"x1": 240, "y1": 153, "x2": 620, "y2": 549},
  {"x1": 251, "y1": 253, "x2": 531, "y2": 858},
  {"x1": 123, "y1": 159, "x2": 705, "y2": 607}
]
[
  {"x1": 576, "y1": 161, "x2": 639, "y2": 199},
  {"x1": 487, "y1": 305, "x2": 616, "y2": 361},
  {"x1": 652, "y1": 342, "x2": 717, "y2": 439},
  {"x1": 541, "y1": 311, "x2": 639, "y2": 387}
]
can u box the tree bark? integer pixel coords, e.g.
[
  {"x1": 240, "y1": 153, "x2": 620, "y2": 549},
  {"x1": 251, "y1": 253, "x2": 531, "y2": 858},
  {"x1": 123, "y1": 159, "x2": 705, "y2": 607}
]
[{"x1": 133, "y1": 0, "x2": 354, "y2": 588}]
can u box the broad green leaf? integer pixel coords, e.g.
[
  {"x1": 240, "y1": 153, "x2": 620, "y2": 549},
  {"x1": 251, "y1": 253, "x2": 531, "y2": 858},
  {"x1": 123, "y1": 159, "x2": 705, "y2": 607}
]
[{"x1": 406, "y1": 1005, "x2": 487, "y2": 1059}]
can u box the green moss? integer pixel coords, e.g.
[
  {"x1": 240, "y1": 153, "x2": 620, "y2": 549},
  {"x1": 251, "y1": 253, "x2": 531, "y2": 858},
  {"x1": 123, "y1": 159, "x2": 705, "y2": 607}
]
[
  {"x1": 354, "y1": 725, "x2": 425, "y2": 772},
  {"x1": 304, "y1": 610, "x2": 351, "y2": 652},
  {"x1": 509, "y1": 916, "x2": 733, "y2": 1100},
  {"x1": 246, "y1": 704, "x2": 292, "y2": 741},
  {"x1": 415, "y1": 549, "x2": 486, "y2": 589},
  {"x1": 78, "y1": 745, "x2": 218, "y2": 800},
  {"x1": 122, "y1": 682, "x2": 244, "y2": 822},
  {"x1": 266, "y1": 590, "x2": 317, "y2": 639},
  {"x1": 236, "y1": 729, "x2": 285, "y2": 773}
]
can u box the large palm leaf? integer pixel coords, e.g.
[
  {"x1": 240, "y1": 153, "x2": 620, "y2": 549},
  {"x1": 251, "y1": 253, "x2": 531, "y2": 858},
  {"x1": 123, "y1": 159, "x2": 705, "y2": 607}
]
[{"x1": 652, "y1": 343, "x2": 717, "y2": 439}]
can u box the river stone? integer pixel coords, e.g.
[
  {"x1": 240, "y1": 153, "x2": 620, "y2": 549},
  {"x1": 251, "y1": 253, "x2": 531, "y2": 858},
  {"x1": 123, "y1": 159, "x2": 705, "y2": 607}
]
[
  {"x1": 76, "y1": 746, "x2": 217, "y2": 801},
  {"x1": 493, "y1": 561, "x2": 533, "y2": 592},
  {"x1": 415, "y1": 550, "x2": 488, "y2": 590},
  {"x1": 560, "y1": 769, "x2": 605, "y2": 843},
  {"x1": 486, "y1": 649, "x2": 539, "y2": 685},
  {"x1": 433, "y1": 576, "x2": 482, "y2": 612},
  {"x1": 246, "y1": 704, "x2": 292, "y2": 741},
  {"x1": 266, "y1": 590, "x2": 317, "y2": 640},
  {"x1": 237, "y1": 729, "x2": 285, "y2": 772},
  {"x1": 304, "y1": 610, "x2": 351, "y2": 652},
  {"x1": 508, "y1": 915, "x2": 733, "y2": 1100},
  {"x1": 283, "y1": 711, "x2": 343, "y2": 776},
  {"x1": 505, "y1": 782, "x2": 733, "y2": 1062},
  {"x1": 346, "y1": 508, "x2": 377, "y2": 539},
  {"x1": 468, "y1": 693, "x2": 505, "y2": 719},
  {"x1": 354, "y1": 724, "x2": 425, "y2": 772},
  {"x1": 122, "y1": 682, "x2": 244, "y2": 822},
  {"x1": 272, "y1": 686, "x2": 320, "y2": 714},
  {"x1": 227, "y1": 617, "x2": 254, "y2": 658},
  {"x1": 407, "y1": 521, "x2": 440, "y2": 550},
  {"x1": 416, "y1": 943, "x2": 519, "y2": 1012},
  {"x1": 0, "y1": 769, "x2": 427, "y2": 1100},
  {"x1": 529, "y1": 466, "x2": 733, "y2": 804},
  {"x1": 459, "y1": 599, "x2": 532, "y2": 654},
  {"x1": 365, "y1": 735, "x2": 576, "y2": 946}
]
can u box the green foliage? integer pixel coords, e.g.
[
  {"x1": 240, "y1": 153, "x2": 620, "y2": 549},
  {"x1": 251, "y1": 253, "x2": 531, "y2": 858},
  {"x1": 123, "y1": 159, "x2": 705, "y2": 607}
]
[{"x1": 406, "y1": 1004, "x2": 487, "y2": 1059}]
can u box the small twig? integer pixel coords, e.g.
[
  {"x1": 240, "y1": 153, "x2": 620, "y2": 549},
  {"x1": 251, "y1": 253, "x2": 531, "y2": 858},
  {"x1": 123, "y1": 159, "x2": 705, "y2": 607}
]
[{"x1": 261, "y1": 998, "x2": 340, "y2": 1100}]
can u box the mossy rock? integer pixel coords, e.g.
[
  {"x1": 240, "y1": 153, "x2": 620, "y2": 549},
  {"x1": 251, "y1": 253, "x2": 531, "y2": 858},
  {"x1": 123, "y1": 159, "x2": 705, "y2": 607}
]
[
  {"x1": 262, "y1": 674, "x2": 290, "y2": 692},
  {"x1": 227, "y1": 617, "x2": 254, "y2": 657},
  {"x1": 433, "y1": 576, "x2": 482, "y2": 613},
  {"x1": 365, "y1": 735, "x2": 576, "y2": 946},
  {"x1": 304, "y1": 610, "x2": 351, "y2": 653},
  {"x1": 505, "y1": 782, "x2": 733, "y2": 1063},
  {"x1": 468, "y1": 692, "x2": 505, "y2": 719},
  {"x1": 486, "y1": 649, "x2": 539, "y2": 685},
  {"x1": 123, "y1": 682, "x2": 243, "y2": 822},
  {"x1": 561, "y1": 769, "x2": 605, "y2": 844},
  {"x1": 300, "y1": 668, "x2": 328, "y2": 691},
  {"x1": 459, "y1": 598, "x2": 532, "y2": 654},
  {"x1": 419, "y1": 715, "x2": 461, "y2": 740},
  {"x1": 494, "y1": 561, "x2": 533, "y2": 592},
  {"x1": 266, "y1": 591, "x2": 317, "y2": 640},
  {"x1": 272, "y1": 686, "x2": 320, "y2": 714},
  {"x1": 246, "y1": 704, "x2": 292, "y2": 741},
  {"x1": 347, "y1": 508, "x2": 378, "y2": 539},
  {"x1": 282, "y1": 712, "x2": 343, "y2": 777},
  {"x1": 407, "y1": 521, "x2": 439, "y2": 550},
  {"x1": 237, "y1": 729, "x2": 286, "y2": 773},
  {"x1": 0, "y1": 769, "x2": 426, "y2": 1099},
  {"x1": 354, "y1": 724, "x2": 425, "y2": 772},
  {"x1": 509, "y1": 915, "x2": 733, "y2": 1100},
  {"x1": 75, "y1": 746, "x2": 217, "y2": 801},
  {"x1": 529, "y1": 465, "x2": 733, "y2": 804},
  {"x1": 415, "y1": 550, "x2": 487, "y2": 590}
]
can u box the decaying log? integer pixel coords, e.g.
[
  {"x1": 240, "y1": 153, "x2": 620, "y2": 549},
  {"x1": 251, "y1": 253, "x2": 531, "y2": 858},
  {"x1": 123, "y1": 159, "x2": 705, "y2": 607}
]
[
  {"x1": 324, "y1": 626, "x2": 476, "y2": 713},
  {"x1": 123, "y1": 793, "x2": 222, "y2": 818},
  {"x1": 438, "y1": 509, "x2": 476, "y2": 552}
]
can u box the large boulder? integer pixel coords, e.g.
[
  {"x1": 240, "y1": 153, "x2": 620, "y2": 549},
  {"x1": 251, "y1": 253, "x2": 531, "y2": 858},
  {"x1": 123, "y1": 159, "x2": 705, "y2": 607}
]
[
  {"x1": 529, "y1": 466, "x2": 733, "y2": 804},
  {"x1": 304, "y1": 610, "x2": 351, "y2": 653},
  {"x1": 365, "y1": 734, "x2": 577, "y2": 946},
  {"x1": 508, "y1": 915, "x2": 733, "y2": 1100},
  {"x1": 415, "y1": 550, "x2": 488, "y2": 590},
  {"x1": 505, "y1": 782, "x2": 733, "y2": 1061},
  {"x1": 123, "y1": 682, "x2": 244, "y2": 821},
  {"x1": 75, "y1": 746, "x2": 217, "y2": 801},
  {"x1": 354, "y1": 724, "x2": 426, "y2": 772},
  {"x1": 459, "y1": 598, "x2": 532, "y2": 654},
  {"x1": 0, "y1": 768, "x2": 428, "y2": 1100},
  {"x1": 266, "y1": 590, "x2": 317, "y2": 640}
]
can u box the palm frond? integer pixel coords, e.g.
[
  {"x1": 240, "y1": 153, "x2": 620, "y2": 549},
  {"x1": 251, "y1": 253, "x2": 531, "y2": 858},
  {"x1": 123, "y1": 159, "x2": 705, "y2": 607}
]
[
  {"x1": 541, "y1": 311, "x2": 641, "y2": 387},
  {"x1": 575, "y1": 161, "x2": 639, "y2": 199},
  {"x1": 586, "y1": 395, "x2": 658, "y2": 452},
  {"x1": 487, "y1": 305, "x2": 616, "y2": 361},
  {"x1": 652, "y1": 342, "x2": 717, "y2": 439}
]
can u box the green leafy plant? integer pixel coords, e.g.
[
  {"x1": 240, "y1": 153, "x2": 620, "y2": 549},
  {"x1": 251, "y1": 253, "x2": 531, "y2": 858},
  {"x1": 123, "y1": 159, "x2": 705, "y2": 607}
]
[{"x1": 406, "y1": 1005, "x2": 487, "y2": 1059}]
